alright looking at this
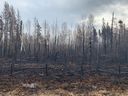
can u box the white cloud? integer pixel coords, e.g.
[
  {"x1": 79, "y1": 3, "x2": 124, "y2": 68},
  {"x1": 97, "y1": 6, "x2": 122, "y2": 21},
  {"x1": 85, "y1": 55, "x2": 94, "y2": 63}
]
[
  {"x1": 0, "y1": 0, "x2": 128, "y2": 27},
  {"x1": 79, "y1": 2, "x2": 128, "y2": 29}
]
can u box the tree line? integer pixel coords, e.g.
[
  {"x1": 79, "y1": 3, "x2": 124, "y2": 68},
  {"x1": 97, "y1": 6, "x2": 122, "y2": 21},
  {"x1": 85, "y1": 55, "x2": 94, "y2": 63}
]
[{"x1": 0, "y1": 2, "x2": 128, "y2": 75}]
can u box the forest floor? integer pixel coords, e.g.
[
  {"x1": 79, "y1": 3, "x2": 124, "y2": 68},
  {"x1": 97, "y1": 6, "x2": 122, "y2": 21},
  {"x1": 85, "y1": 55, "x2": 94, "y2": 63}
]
[
  {"x1": 0, "y1": 58, "x2": 127, "y2": 96},
  {"x1": 0, "y1": 73, "x2": 127, "y2": 96}
]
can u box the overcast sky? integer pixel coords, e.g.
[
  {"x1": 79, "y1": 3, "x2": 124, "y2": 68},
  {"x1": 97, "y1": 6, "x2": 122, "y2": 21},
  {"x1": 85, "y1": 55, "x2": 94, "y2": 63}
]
[{"x1": 0, "y1": 0, "x2": 128, "y2": 28}]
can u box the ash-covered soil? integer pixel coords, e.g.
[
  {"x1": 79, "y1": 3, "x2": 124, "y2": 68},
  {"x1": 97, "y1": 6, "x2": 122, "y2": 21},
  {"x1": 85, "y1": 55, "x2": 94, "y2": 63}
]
[{"x1": 0, "y1": 73, "x2": 127, "y2": 96}]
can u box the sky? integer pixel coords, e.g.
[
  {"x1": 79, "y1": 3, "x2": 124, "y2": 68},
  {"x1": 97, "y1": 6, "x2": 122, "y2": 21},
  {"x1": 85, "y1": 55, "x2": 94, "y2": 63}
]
[{"x1": 0, "y1": 0, "x2": 128, "y2": 28}]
